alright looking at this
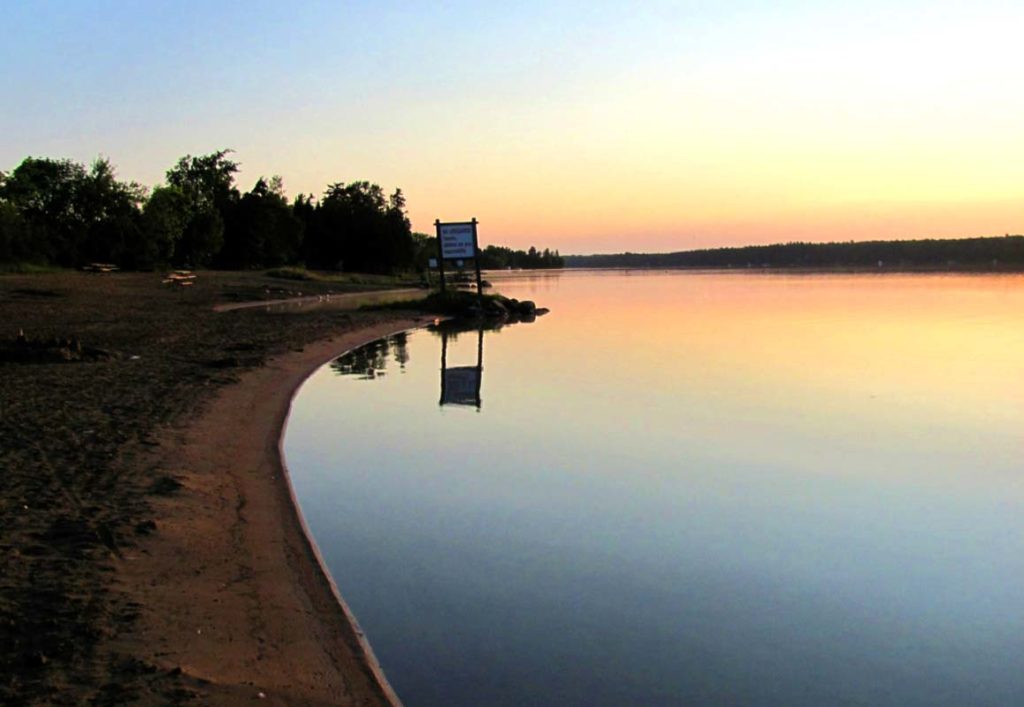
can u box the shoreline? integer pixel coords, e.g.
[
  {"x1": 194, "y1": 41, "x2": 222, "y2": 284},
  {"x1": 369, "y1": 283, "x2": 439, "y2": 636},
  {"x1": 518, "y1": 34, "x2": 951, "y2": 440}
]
[{"x1": 114, "y1": 317, "x2": 432, "y2": 705}]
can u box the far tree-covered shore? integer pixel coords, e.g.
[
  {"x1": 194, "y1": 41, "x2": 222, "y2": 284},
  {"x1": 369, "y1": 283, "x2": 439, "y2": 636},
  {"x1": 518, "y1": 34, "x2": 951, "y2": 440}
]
[
  {"x1": 564, "y1": 235, "x2": 1024, "y2": 271},
  {"x1": 0, "y1": 151, "x2": 563, "y2": 274}
]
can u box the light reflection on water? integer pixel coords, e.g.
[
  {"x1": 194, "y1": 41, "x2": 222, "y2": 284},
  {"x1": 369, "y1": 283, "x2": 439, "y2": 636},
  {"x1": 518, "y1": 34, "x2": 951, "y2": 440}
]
[{"x1": 284, "y1": 271, "x2": 1024, "y2": 707}]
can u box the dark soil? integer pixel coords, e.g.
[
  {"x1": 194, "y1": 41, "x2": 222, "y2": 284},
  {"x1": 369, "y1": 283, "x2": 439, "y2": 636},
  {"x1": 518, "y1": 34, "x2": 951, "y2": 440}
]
[{"x1": 0, "y1": 270, "x2": 417, "y2": 705}]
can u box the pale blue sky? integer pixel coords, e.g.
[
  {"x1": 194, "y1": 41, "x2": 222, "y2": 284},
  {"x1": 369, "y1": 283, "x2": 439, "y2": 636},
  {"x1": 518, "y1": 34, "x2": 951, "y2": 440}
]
[{"x1": 3, "y1": 1, "x2": 1022, "y2": 252}]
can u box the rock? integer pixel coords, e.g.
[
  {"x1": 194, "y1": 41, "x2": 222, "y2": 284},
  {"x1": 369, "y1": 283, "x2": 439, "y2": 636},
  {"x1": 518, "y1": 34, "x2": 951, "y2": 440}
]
[{"x1": 485, "y1": 299, "x2": 509, "y2": 316}]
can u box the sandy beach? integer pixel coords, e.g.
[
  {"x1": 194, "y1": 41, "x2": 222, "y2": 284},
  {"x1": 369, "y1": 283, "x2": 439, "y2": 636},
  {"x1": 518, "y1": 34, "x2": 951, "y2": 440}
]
[
  {"x1": 0, "y1": 272, "x2": 429, "y2": 704},
  {"x1": 113, "y1": 322, "x2": 421, "y2": 705}
]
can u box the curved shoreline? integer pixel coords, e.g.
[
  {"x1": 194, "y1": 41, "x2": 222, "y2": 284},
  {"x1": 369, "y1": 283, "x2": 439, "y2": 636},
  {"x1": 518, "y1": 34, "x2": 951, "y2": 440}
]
[
  {"x1": 117, "y1": 317, "x2": 433, "y2": 705},
  {"x1": 276, "y1": 325, "x2": 419, "y2": 707}
]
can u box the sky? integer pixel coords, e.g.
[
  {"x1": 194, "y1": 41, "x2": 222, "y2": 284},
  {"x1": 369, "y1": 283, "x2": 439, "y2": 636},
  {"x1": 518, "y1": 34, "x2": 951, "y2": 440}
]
[{"x1": 2, "y1": 0, "x2": 1023, "y2": 254}]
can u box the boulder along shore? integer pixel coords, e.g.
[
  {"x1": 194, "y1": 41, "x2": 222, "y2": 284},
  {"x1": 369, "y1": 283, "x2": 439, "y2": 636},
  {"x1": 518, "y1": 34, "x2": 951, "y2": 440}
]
[{"x1": 1, "y1": 271, "x2": 429, "y2": 705}]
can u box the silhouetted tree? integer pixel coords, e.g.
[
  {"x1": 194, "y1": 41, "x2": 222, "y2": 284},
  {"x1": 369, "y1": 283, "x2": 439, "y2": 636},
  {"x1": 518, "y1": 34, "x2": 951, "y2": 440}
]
[
  {"x1": 165, "y1": 150, "x2": 238, "y2": 266},
  {"x1": 0, "y1": 201, "x2": 25, "y2": 262},
  {"x1": 138, "y1": 185, "x2": 189, "y2": 267},
  {"x1": 308, "y1": 180, "x2": 415, "y2": 273},
  {"x1": 220, "y1": 176, "x2": 303, "y2": 268},
  {"x1": 411, "y1": 231, "x2": 436, "y2": 270},
  {"x1": 0, "y1": 157, "x2": 89, "y2": 265},
  {"x1": 78, "y1": 157, "x2": 147, "y2": 266},
  {"x1": 0, "y1": 156, "x2": 145, "y2": 267}
]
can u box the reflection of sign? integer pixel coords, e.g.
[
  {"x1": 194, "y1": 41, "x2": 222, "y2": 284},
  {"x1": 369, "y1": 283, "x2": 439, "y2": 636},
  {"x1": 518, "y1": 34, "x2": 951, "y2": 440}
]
[
  {"x1": 438, "y1": 324, "x2": 484, "y2": 410},
  {"x1": 442, "y1": 366, "x2": 481, "y2": 406},
  {"x1": 439, "y1": 223, "x2": 476, "y2": 259}
]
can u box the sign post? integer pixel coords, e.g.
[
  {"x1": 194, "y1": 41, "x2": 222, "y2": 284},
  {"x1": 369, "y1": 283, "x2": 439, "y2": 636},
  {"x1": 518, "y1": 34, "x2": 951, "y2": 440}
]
[{"x1": 435, "y1": 219, "x2": 483, "y2": 306}]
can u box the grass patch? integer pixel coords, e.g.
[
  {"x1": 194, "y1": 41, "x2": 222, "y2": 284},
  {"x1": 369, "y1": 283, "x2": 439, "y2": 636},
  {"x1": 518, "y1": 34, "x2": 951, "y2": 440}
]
[
  {"x1": 264, "y1": 266, "x2": 421, "y2": 288},
  {"x1": 364, "y1": 289, "x2": 505, "y2": 314},
  {"x1": 263, "y1": 266, "x2": 318, "y2": 281},
  {"x1": 0, "y1": 262, "x2": 67, "y2": 274}
]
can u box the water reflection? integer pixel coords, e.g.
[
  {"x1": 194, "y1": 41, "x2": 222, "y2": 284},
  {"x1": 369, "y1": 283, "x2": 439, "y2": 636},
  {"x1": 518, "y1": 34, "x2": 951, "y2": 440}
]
[
  {"x1": 332, "y1": 319, "x2": 526, "y2": 409},
  {"x1": 438, "y1": 324, "x2": 484, "y2": 410},
  {"x1": 288, "y1": 272, "x2": 1024, "y2": 707},
  {"x1": 330, "y1": 332, "x2": 409, "y2": 379}
]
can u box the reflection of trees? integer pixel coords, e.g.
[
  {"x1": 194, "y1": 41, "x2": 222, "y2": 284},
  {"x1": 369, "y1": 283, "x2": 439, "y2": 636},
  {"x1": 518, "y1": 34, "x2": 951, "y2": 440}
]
[
  {"x1": 392, "y1": 332, "x2": 409, "y2": 371},
  {"x1": 331, "y1": 334, "x2": 407, "y2": 379}
]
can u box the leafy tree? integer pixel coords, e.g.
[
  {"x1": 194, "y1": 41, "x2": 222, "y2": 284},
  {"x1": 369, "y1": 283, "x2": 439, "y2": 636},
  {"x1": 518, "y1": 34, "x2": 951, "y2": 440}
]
[
  {"x1": 308, "y1": 180, "x2": 415, "y2": 273},
  {"x1": 411, "y1": 231, "x2": 436, "y2": 270},
  {"x1": 0, "y1": 156, "x2": 146, "y2": 266},
  {"x1": 165, "y1": 150, "x2": 239, "y2": 266},
  {"x1": 0, "y1": 157, "x2": 88, "y2": 264},
  {"x1": 165, "y1": 149, "x2": 239, "y2": 212},
  {"x1": 220, "y1": 177, "x2": 303, "y2": 268},
  {"x1": 0, "y1": 201, "x2": 26, "y2": 262},
  {"x1": 78, "y1": 157, "x2": 147, "y2": 266},
  {"x1": 382, "y1": 188, "x2": 414, "y2": 270},
  {"x1": 138, "y1": 185, "x2": 189, "y2": 267},
  {"x1": 176, "y1": 209, "x2": 224, "y2": 267}
]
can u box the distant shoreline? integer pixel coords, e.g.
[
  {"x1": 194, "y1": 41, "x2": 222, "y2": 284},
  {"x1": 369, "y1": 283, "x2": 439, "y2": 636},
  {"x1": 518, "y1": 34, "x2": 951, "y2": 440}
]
[
  {"x1": 562, "y1": 234, "x2": 1024, "y2": 271},
  {"x1": 557, "y1": 264, "x2": 1024, "y2": 274}
]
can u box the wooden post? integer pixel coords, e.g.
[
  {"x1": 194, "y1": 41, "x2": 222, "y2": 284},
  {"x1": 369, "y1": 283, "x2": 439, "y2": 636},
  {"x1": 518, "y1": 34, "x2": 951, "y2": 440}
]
[
  {"x1": 475, "y1": 324, "x2": 484, "y2": 410},
  {"x1": 438, "y1": 328, "x2": 448, "y2": 406},
  {"x1": 472, "y1": 217, "x2": 483, "y2": 308},
  {"x1": 434, "y1": 219, "x2": 447, "y2": 293}
]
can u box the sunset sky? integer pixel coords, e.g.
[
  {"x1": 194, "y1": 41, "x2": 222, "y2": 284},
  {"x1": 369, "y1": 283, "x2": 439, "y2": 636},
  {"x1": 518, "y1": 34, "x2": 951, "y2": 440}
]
[{"x1": 3, "y1": 1, "x2": 1023, "y2": 253}]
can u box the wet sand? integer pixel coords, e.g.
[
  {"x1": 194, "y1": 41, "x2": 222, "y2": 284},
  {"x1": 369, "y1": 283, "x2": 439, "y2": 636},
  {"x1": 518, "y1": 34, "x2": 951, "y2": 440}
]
[
  {"x1": 0, "y1": 271, "x2": 429, "y2": 704},
  {"x1": 115, "y1": 323, "x2": 422, "y2": 705}
]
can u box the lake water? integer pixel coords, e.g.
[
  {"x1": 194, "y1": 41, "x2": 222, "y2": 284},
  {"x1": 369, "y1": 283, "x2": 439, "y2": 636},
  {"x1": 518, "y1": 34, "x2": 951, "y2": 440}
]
[{"x1": 283, "y1": 270, "x2": 1024, "y2": 706}]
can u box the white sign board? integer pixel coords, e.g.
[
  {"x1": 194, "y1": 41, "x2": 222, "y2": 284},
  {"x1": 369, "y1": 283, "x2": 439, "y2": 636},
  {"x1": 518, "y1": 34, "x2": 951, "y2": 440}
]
[
  {"x1": 442, "y1": 366, "x2": 480, "y2": 406},
  {"x1": 439, "y1": 222, "x2": 476, "y2": 259}
]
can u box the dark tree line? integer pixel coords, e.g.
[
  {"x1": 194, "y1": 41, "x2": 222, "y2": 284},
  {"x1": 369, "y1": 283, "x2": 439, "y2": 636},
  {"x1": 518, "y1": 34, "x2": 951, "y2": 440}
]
[
  {"x1": 0, "y1": 151, "x2": 416, "y2": 273},
  {"x1": 0, "y1": 157, "x2": 147, "y2": 267},
  {"x1": 564, "y1": 236, "x2": 1024, "y2": 270},
  {"x1": 300, "y1": 182, "x2": 413, "y2": 273},
  {"x1": 477, "y1": 244, "x2": 564, "y2": 269},
  {"x1": 404, "y1": 237, "x2": 564, "y2": 271}
]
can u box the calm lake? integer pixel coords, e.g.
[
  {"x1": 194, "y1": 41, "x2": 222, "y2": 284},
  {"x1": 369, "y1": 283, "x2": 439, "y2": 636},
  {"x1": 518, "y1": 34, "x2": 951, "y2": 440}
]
[{"x1": 283, "y1": 270, "x2": 1024, "y2": 706}]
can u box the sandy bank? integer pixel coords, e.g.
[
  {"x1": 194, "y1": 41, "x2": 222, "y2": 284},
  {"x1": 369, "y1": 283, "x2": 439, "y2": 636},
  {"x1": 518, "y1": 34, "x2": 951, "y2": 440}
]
[{"x1": 114, "y1": 318, "x2": 431, "y2": 705}]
